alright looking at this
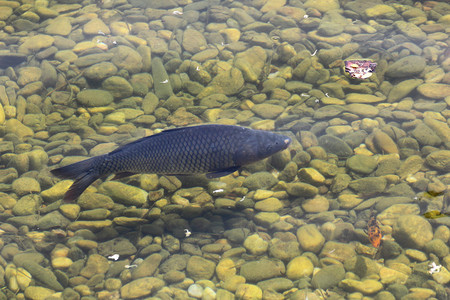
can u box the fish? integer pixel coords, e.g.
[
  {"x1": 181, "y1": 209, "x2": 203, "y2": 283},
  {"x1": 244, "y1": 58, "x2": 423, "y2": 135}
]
[
  {"x1": 51, "y1": 124, "x2": 291, "y2": 202},
  {"x1": 367, "y1": 210, "x2": 382, "y2": 248}
]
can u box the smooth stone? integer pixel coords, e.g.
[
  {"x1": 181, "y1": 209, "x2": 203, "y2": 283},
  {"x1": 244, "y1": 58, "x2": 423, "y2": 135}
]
[
  {"x1": 84, "y1": 62, "x2": 118, "y2": 81},
  {"x1": 346, "y1": 93, "x2": 385, "y2": 103},
  {"x1": 83, "y1": 18, "x2": 110, "y2": 35},
  {"x1": 40, "y1": 180, "x2": 72, "y2": 202},
  {"x1": 11, "y1": 177, "x2": 40, "y2": 196},
  {"x1": 24, "y1": 286, "x2": 55, "y2": 300},
  {"x1": 131, "y1": 253, "x2": 162, "y2": 279},
  {"x1": 286, "y1": 256, "x2": 314, "y2": 280},
  {"x1": 311, "y1": 264, "x2": 345, "y2": 289},
  {"x1": 417, "y1": 83, "x2": 450, "y2": 99},
  {"x1": 301, "y1": 195, "x2": 329, "y2": 213},
  {"x1": 243, "y1": 234, "x2": 269, "y2": 255},
  {"x1": 393, "y1": 215, "x2": 433, "y2": 249},
  {"x1": 297, "y1": 224, "x2": 325, "y2": 253},
  {"x1": 394, "y1": 21, "x2": 427, "y2": 41},
  {"x1": 304, "y1": 0, "x2": 339, "y2": 12},
  {"x1": 411, "y1": 123, "x2": 441, "y2": 146},
  {"x1": 243, "y1": 172, "x2": 278, "y2": 190},
  {"x1": 373, "y1": 130, "x2": 398, "y2": 154},
  {"x1": 424, "y1": 117, "x2": 450, "y2": 144},
  {"x1": 102, "y1": 76, "x2": 133, "y2": 99},
  {"x1": 18, "y1": 35, "x2": 54, "y2": 55},
  {"x1": 45, "y1": 17, "x2": 72, "y2": 36},
  {"x1": 98, "y1": 237, "x2": 137, "y2": 257},
  {"x1": 257, "y1": 277, "x2": 293, "y2": 293},
  {"x1": 77, "y1": 89, "x2": 113, "y2": 107},
  {"x1": 120, "y1": 277, "x2": 165, "y2": 299},
  {"x1": 67, "y1": 220, "x2": 112, "y2": 231},
  {"x1": 346, "y1": 154, "x2": 377, "y2": 174},
  {"x1": 182, "y1": 28, "x2": 207, "y2": 54},
  {"x1": 254, "y1": 197, "x2": 283, "y2": 212},
  {"x1": 186, "y1": 256, "x2": 216, "y2": 281},
  {"x1": 36, "y1": 211, "x2": 71, "y2": 230},
  {"x1": 205, "y1": 67, "x2": 244, "y2": 96},
  {"x1": 12, "y1": 194, "x2": 40, "y2": 216},
  {"x1": 235, "y1": 284, "x2": 262, "y2": 300},
  {"x1": 387, "y1": 79, "x2": 423, "y2": 102},
  {"x1": 59, "y1": 204, "x2": 80, "y2": 220},
  {"x1": 22, "y1": 261, "x2": 63, "y2": 291},
  {"x1": 251, "y1": 103, "x2": 284, "y2": 119},
  {"x1": 364, "y1": 4, "x2": 396, "y2": 18},
  {"x1": 240, "y1": 259, "x2": 285, "y2": 282},
  {"x1": 98, "y1": 182, "x2": 148, "y2": 206},
  {"x1": 385, "y1": 55, "x2": 426, "y2": 78},
  {"x1": 286, "y1": 182, "x2": 318, "y2": 198},
  {"x1": 111, "y1": 45, "x2": 142, "y2": 74},
  {"x1": 340, "y1": 279, "x2": 383, "y2": 294},
  {"x1": 234, "y1": 46, "x2": 267, "y2": 83},
  {"x1": 152, "y1": 57, "x2": 173, "y2": 100},
  {"x1": 425, "y1": 150, "x2": 450, "y2": 172},
  {"x1": 318, "y1": 135, "x2": 352, "y2": 158},
  {"x1": 5, "y1": 119, "x2": 34, "y2": 139},
  {"x1": 346, "y1": 103, "x2": 379, "y2": 117},
  {"x1": 349, "y1": 177, "x2": 387, "y2": 196}
]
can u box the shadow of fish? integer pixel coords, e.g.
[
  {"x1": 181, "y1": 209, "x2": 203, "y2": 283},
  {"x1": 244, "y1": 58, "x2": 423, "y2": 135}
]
[{"x1": 52, "y1": 124, "x2": 291, "y2": 201}]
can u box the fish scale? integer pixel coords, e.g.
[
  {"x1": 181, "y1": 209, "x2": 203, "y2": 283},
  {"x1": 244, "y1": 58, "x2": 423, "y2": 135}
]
[{"x1": 52, "y1": 124, "x2": 291, "y2": 201}]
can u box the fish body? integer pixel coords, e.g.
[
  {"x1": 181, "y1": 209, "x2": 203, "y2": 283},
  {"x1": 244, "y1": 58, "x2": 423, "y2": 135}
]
[
  {"x1": 367, "y1": 211, "x2": 382, "y2": 248},
  {"x1": 52, "y1": 124, "x2": 291, "y2": 201}
]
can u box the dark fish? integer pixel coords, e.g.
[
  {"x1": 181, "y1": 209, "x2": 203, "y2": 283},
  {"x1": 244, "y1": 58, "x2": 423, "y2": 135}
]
[
  {"x1": 0, "y1": 53, "x2": 27, "y2": 68},
  {"x1": 52, "y1": 124, "x2": 291, "y2": 201}
]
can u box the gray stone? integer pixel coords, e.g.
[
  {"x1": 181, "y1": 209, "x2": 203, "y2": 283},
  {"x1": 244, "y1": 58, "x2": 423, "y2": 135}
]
[
  {"x1": 77, "y1": 89, "x2": 113, "y2": 107},
  {"x1": 385, "y1": 55, "x2": 426, "y2": 78}
]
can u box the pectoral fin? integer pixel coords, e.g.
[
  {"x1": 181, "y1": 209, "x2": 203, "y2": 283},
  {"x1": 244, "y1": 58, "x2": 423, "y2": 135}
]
[{"x1": 206, "y1": 167, "x2": 239, "y2": 179}]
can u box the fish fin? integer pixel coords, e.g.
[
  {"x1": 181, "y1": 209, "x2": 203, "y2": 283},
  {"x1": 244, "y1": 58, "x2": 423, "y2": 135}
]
[
  {"x1": 112, "y1": 172, "x2": 137, "y2": 180},
  {"x1": 63, "y1": 172, "x2": 100, "y2": 202},
  {"x1": 51, "y1": 156, "x2": 103, "y2": 201},
  {"x1": 206, "y1": 167, "x2": 239, "y2": 179}
]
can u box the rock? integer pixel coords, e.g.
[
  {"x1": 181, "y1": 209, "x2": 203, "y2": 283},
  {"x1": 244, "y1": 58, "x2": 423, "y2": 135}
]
[
  {"x1": 340, "y1": 279, "x2": 383, "y2": 294},
  {"x1": 244, "y1": 234, "x2": 269, "y2": 255},
  {"x1": 301, "y1": 195, "x2": 329, "y2": 213},
  {"x1": 243, "y1": 172, "x2": 278, "y2": 190},
  {"x1": 394, "y1": 21, "x2": 426, "y2": 41},
  {"x1": 240, "y1": 259, "x2": 285, "y2": 282},
  {"x1": 349, "y1": 177, "x2": 387, "y2": 196},
  {"x1": 205, "y1": 67, "x2": 244, "y2": 96},
  {"x1": 423, "y1": 239, "x2": 449, "y2": 258},
  {"x1": 188, "y1": 283, "x2": 203, "y2": 298},
  {"x1": 186, "y1": 256, "x2": 216, "y2": 281},
  {"x1": 393, "y1": 215, "x2": 433, "y2": 249},
  {"x1": 411, "y1": 123, "x2": 441, "y2": 146},
  {"x1": 80, "y1": 254, "x2": 109, "y2": 278},
  {"x1": 22, "y1": 262, "x2": 63, "y2": 291},
  {"x1": 45, "y1": 17, "x2": 72, "y2": 36},
  {"x1": 417, "y1": 83, "x2": 450, "y2": 99},
  {"x1": 24, "y1": 286, "x2": 55, "y2": 300},
  {"x1": 152, "y1": 57, "x2": 173, "y2": 100},
  {"x1": 346, "y1": 154, "x2": 377, "y2": 174},
  {"x1": 12, "y1": 194, "x2": 40, "y2": 216},
  {"x1": 131, "y1": 253, "x2": 162, "y2": 279},
  {"x1": 385, "y1": 55, "x2": 426, "y2": 78},
  {"x1": 346, "y1": 93, "x2": 385, "y2": 104},
  {"x1": 387, "y1": 79, "x2": 422, "y2": 102},
  {"x1": 338, "y1": 194, "x2": 363, "y2": 209},
  {"x1": 98, "y1": 237, "x2": 137, "y2": 257},
  {"x1": 18, "y1": 35, "x2": 54, "y2": 55},
  {"x1": 40, "y1": 180, "x2": 72, "y2": 202},
  {"x1": 286, "y1": 256, "x2": 314, "y2": 280},
  {"x1": 318, "y1": 135, "x2": 353, "y2": 158},
  {"x1": 84, "y1": 62, "x2": 118, "y2": 81},
  {"x1": 77, "y1": 89, "x2": 113, "y2": 107},
  {"x1": 364, "y1": 4, "x2": 396, "y2": 18},
  {"x1": 268, "y1": 239, "x2": 301, "y2": 261},
  {"x1": 312, "y1": 264, "x2": 345, "y2": 289},
  {"x1": 320, "y1": 241, "x2": 356, "y2": 263},
  {"x1": 379, "y1": 266, "x2": 409, "y2": 285},
  {"x1": 37, "y1": 211, "x2": 71, "y2": 229},
  {"x1": 425, "y1": 150, "x2": 450, "y2": 172},
  {"x1": 373, "y1": 130, "x2": 398, "y2": 154},
  {"x1": 424, "y1": 117, "x2": 450, "y2": 144},
  {"x1": 98, "y1": 182, "x2": 148, "y2": 206},
  {"x1": 216, "y1": 258, "x2": 236, "y2": 281},
  {"x1": 11, "y1": 177, "x2": 41, "y2": 196},
  {"x1": 120, "y1": 277, "x2": 164, "y2": 299},
  {"x1": 297, "y1": 224, "x2": 325, "y2": 253},
  {"x1": 102, "y1": 76, "x2": 133, "y2": 99},
  {"x1": 111, "y1": 46, "x2": 142, "y2": 74},
  {"x1": 286, "y1": 182, "x2": 318, "y2": 198},
  {"x1": 235, "y1": 284, "x2": 262, "y2": 300},
  {"x1": 251, "y1": 104, "x2": 284, "y2": 119},
  {"x1": 183, "y1": 28, "x2": 207, "y2": 54},
  {"x1": 234, "y1": 46, "x2": 267, "y2": 83},
  {"x1": 83, "y1": 18, "x2": 110, "y2": 35},
  {"x1": 346, "y1": 103, "x2": 379, "y2": 117},
  {"x1": 298, "y1": 168, "x2": 325, "y2": 185},
  {"x1": 304, "y1": 0, "x2": 339, "y2": 12},
  {"x1": 5, "y1": 119, "x2": 34, "y2": 139},
  {"x1": 254, "y1": 197, "x2": 283, "y2": 212}
]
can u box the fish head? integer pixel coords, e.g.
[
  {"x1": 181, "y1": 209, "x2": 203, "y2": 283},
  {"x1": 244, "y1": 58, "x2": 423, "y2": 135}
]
[{"x1": 234, "y1": 130, "x2": 291, "y2": 165}]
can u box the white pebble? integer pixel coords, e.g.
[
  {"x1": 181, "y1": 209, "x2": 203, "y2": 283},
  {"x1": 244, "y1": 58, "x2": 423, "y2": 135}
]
[{"x1": 188, "y1": 284, "x2": 204, "y2": 298}]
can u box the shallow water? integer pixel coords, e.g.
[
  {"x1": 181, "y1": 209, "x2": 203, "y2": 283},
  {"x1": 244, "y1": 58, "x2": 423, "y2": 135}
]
[{"x1": 0, "y1": 0, "x2": 449, "y2": 299}]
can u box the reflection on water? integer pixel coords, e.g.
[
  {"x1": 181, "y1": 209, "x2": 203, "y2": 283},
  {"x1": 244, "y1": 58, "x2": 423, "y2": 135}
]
[{"x1": 0, "y1": 0, "x2": 449, "y2": 299}]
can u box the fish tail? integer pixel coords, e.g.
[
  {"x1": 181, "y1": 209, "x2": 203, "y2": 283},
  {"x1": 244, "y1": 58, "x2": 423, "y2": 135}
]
[{"x1": 51, "y1": 156, "x2": 104, "y2": 202}]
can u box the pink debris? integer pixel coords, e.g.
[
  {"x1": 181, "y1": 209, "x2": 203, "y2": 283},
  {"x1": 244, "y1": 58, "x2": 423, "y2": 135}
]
[{"x1": 344, "y1": 60, "x2": 377, "y2": 79}]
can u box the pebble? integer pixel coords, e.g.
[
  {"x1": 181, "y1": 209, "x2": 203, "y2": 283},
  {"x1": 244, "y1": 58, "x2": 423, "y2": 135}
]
[{"x1": 393, "y1": 215, "x2": 433, "y2": 249}]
